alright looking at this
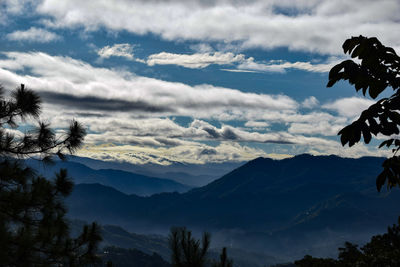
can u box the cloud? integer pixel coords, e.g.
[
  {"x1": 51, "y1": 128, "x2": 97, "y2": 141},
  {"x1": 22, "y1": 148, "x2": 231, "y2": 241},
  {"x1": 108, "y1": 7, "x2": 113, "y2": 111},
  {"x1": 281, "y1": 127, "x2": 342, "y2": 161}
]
[
  {"x1": 288, "y1": 121, "x2": 344, "y2": 136},
  {"x1": 244, "y1": 121, "x2": 269, "y2": 128},
  {"x1": 220, "y1": 69, "x2": 260, "y2": 73},
  {"x1": 19, "y1": 0, "x2": 399, "y2": 55},
  {"x1": 6, "y1": 27, "x2": 61, "y2": 43},
  {"x1": 0, "y1": 50, "x2": 387, "y2": 163},
  {"x1": 302, "y1": 96, "x2": 319, "y2": 109},
  {"x1": 236, "y1": 58, "x2": 340, "y2": 73},
  {"x1": 0, "y1": 51, "x2": 298, "y2": 120},
  {"x1": 39, "y1": 91, "x2": 174, "y2": 113},
  {"x1": 322, "y1": 97, "x2": 374, "y2": 118},
  {"x1": 77, "y1": 133, "x2": 389, "y2": 165},
  {"x1": 144, "y1": 51, "x2": 337, "y2": 73},
  {"x1": 97, "y1": 43, "x2": 135, "y2": 60},
  {"x1": 78, "y1": 116, "x2": 320, "y2": 146},
  {"x1": 146, "y1": 52, "x2": 245, "y2": 68},
  {"x1": 77, "y1": 142, "x2": 270, "y2": 165},
  {"x1": 190, "y1": 43, "x2": 214, "y2": 53}
]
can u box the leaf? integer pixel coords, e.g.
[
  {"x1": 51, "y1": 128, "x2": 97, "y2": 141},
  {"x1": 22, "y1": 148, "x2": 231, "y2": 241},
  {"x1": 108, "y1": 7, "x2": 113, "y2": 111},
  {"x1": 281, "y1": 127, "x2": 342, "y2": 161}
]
[
  {"x1": 389, "y1": 111, "x2": 400, "y2": 125},
  {"x1": 338, "y1": 126, "x2": 351, "y2": 146},
  {"x1": 376, "y1": 170, "x2": 387, "y2": 192},
  {"x1": 379, "y1": 139, "x2": 394, "y2": 148},
  {"x1": 328, "y1": 63, "x2": 345, "y2": 80},
  {"x1": 368, "y1": 82, "x2": 385, "y2": 99},
  {"x1": 351, "y1": 43, "x2": 364, "y2": 58},
  {"x1": 368, "y1": 118, "x2": 380, "y2": 135},
  {"x1": 342, "y1": 36, "x2": 363, "y2": 54},
  {"x1": 362, "y1": 127, "x2": 372, "y2": 144}
]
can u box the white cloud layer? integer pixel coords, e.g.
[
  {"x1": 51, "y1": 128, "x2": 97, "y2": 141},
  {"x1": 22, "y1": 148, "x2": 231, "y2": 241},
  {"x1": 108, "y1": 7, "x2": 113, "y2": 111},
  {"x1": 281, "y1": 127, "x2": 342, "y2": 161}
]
[
  {"x1": 0, "y1": 51, "x2": 387, "y2": 163},
  {"x1": 77, "y1": 142, "x2": 271, "y2": 165},
  {"x1": 96, "y1": 45, "x2": 339, "y2": 73},
  {"x1": 144, "y1": 52, "x2": 338, "y2": 73},
  {"x1": 4, "y1": 0, "x2": 397, "y2": 55},
  {"x1": 6, "y1": 27, "x2": 61, "y2": 43},
  {"x1": 0, "y1": 51, "x2": 298, "y2": 120}
]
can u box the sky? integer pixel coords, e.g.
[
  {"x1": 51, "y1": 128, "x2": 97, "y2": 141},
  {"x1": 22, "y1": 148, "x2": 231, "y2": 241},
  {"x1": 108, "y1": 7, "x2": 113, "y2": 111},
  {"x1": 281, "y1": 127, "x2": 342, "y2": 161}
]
[{"x1": 0, "y1": 0, "x2": 399, "y2": 165}]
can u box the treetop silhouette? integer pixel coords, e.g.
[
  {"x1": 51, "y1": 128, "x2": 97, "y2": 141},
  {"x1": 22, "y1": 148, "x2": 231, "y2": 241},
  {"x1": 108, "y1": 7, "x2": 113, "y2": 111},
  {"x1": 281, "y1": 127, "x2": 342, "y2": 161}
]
[
  {"x1": 0, "y1": 84, "x2": 85, "y2": 161},
  {"x1": 327, "y1": 36, "x2": 400, "y2": 191},
  {"x1": 0, "y1": 83, "x2": 101, "y2": 266}
]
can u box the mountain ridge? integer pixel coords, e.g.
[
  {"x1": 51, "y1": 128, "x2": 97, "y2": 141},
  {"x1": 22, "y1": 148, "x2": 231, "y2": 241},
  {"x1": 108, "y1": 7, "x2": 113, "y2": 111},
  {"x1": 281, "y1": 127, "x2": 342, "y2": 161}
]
[
  {"x1": 27, "y1": 159, "x2": 191, "y2": 196},
  {"x1": 66, "y1": 154, "x2": 400, "y2": 260}
]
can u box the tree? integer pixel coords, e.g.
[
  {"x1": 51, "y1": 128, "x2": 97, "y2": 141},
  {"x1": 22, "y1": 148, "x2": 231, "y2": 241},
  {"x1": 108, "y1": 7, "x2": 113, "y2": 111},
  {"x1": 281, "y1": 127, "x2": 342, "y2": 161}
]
[
  {"x1": 169, "y1": 227, "x2": 210, "y2": 267},
  {"x1": 169, "y1": 227, "x2": 233, "y2": 267},
  {"x1": 327, "y1": 36, "x2": 400, "y2": 191},
  {"x1": 211, "y1": 247, "x2": 233, "y2": 267},
  {"x1": 0, "y1": 84, "x2": 102, "y2": 266},
  {"x1": 361, "y1": 223, "x2": 400, "y2": 266},
  {"x1": 294, "y1": 222, "x2": 400, "y2": 266},
  {"x1": 337, "y1": 242, "x2": 363, "y2": 266},
  {"x1": 294, "y1": 255, "x2": 337, "y2": 267}
]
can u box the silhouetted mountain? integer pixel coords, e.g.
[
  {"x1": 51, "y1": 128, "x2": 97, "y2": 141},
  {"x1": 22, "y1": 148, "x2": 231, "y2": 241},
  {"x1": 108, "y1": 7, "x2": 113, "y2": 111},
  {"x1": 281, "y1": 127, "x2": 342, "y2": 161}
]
[
  {"x1": 27, "y1": 159, "x2": 190, "y2": 196},
  {"x1": 68, "y1": 155, "x2": 244, "y2": 186},
  {"x1": 66, "y1": 154, "x2": 400, "y2": 260}
]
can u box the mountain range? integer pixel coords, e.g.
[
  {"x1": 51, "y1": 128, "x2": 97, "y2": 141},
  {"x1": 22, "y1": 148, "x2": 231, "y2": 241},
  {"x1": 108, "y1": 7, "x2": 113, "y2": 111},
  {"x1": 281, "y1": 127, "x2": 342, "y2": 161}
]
[
  {"x1": 27, "y1": 159, "x2": 191, "y2": 196},
  {"x1": 68, "y1": 155, "x2": 244, "y2": 187},
  {"x1": 65, "y1": 154, "x2": 400, "y2": 260}
]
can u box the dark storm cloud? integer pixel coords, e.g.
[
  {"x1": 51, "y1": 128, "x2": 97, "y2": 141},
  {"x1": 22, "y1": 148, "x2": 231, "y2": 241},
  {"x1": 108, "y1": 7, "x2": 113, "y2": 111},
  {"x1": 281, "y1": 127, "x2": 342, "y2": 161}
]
[
  {"x1": 202, "y1": 126, "x2": 221, "y2": 138},
  {"x1": 221, "y1": 127, "x2": 238, "y2": 140},
  {"x1": 39, "y1": 91, "x2": 174, "y2": 113},
  {"x1": 264, "y1": 139, "x2": 294, "y2": 145},
  {"x1": 199, "y1": 148, "x2": 217, "y2": 155}
]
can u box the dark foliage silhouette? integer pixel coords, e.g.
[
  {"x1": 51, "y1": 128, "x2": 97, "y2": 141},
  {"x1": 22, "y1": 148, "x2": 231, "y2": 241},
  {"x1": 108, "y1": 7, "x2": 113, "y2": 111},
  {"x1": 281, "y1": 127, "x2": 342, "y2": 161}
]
[
  {"x1": 101, "y1": 246, "x2": 170, "y2": 267},
  {"x1": 211, "y1": 247, "x2": 233, "y2": 267},
  {"x1": 169, "y1": 227, "x2": 233, "y2": 267},
  {"x1": 169, "y1": 227, "x2": 210, "y2": 267},
  {"x1": 295, "y1": 222, "x2": 400, "y2": 266},
  {"x1": 327, "y1": 36, "x2": 400, "y2": 191},
  {"x1": 0, "y1": 84, "x2": 102, "y2": 266}
]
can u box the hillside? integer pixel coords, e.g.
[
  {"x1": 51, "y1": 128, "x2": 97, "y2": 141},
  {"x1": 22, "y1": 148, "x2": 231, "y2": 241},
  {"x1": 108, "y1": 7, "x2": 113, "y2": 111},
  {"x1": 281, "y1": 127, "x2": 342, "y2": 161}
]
[
  {"x1": 68, "y1": 155, "x2": 244, "y2": 187},
  {"x1": 66, "y1": 154, "x2": 400, "y2": 259},
  {"x1": 27, "y1": 159, "x2": 191, "y2": 196}
]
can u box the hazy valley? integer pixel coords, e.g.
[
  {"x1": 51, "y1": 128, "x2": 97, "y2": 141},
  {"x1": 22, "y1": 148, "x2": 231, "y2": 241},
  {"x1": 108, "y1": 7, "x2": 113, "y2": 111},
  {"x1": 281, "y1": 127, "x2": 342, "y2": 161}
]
[{"x1": 41, "y1": 154, "x2": 400, "y2": 265}]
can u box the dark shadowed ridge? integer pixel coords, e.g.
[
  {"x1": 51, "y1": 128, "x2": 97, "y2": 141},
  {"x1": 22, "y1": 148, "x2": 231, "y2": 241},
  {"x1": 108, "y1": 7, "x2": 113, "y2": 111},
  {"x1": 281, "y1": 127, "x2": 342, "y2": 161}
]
[{"x1": 67, "y1": 154, "x2": 393, "y2": 230}]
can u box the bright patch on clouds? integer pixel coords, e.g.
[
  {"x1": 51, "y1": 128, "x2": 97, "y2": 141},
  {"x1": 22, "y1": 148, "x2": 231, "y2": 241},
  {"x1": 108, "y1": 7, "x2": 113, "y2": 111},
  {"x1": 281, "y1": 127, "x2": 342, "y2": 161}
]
[
  {"x1": 9, "y1": 0, "x2": 398, "y2": 55},
  {"x1": 6, "y1": 27, "x2": 61, "y2": 43},
  {"x1": 77, "y1": 142, "x2": 270, "y2": 165}
]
